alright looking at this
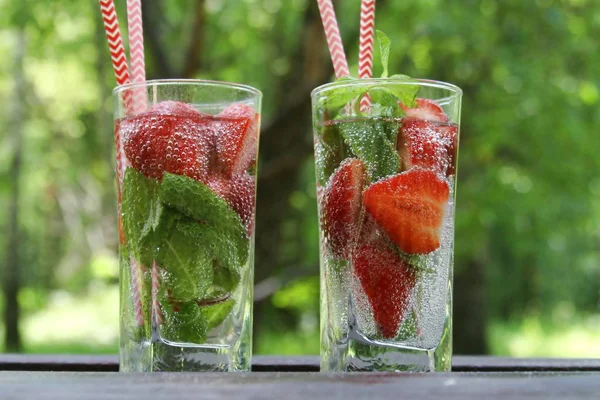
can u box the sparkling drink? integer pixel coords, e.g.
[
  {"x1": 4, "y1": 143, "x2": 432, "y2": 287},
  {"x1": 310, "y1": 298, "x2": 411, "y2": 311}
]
[
  {"x1": 313, "y1": 79, "x2": 461, "y2": 372},
  {"x1": 114, "y1": 80, "x2": 261, "y2": 372}
]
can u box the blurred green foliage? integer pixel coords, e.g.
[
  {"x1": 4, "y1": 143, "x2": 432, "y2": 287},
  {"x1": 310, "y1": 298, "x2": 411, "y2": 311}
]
[{"x1": 0, "y1": 0, "x2": 599, "y2": 355}]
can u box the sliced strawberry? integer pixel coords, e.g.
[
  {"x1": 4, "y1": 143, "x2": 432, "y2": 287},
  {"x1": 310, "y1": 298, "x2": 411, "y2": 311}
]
[
  {"x1": 121, "y1": 105, "x2": 215, "y2": 181},
  {"x1": 321, "y1": 159, "x2": 367, "y2": 258},
  {"x1": 215, "y1": 103, "x2": 259, "y2": 177},
  {"x1": 362, "y1": 168, "x2": 449, "y2": 254},
  {"x1": 353, "y1": 242, "x2": 416, "y2": 339},
  {"x1": 207, "y1": 173, "x2": 256, "y2": 235},
  {"x1": 398, "y1": 118, "x2": 457, "y2": 176},
  {"x1": 400, "y1": 98, "x2": 449, "y2": 123}
]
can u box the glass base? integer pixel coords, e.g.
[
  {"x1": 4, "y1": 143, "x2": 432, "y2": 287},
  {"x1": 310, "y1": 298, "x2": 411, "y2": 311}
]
[
  {"x1": 321, "y1": 319, "x2": 452, "y2": 372},
  {"x1": 322, "y1": 335, "x2": 451, "y2": 372},
  {"x1": 120, "y1": 337, "x2": 251, "y2": 372}
]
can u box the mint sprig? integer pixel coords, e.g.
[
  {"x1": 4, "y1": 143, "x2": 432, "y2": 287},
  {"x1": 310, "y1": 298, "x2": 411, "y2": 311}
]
[
  {"x1": 121, "y1": 168, "x2": 251, "y2": 344},
  {"x1": 376, "y1": 30, "x2": 391, "y2": 78},
  {"x1": 317, "y1": 30, "x2": 418, "y2": 117}
]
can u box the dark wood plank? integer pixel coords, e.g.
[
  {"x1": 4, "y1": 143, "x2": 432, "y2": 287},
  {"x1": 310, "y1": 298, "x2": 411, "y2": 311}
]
[
  {"x1": 452, "y1": 356, "x2": 600, "y2": 372},
  {"x1": 1, "y1": 371, "x2": 600, "y2": 399},
  {"x1": 1, "y1": 354, "x2": 600, "y2": 372}
]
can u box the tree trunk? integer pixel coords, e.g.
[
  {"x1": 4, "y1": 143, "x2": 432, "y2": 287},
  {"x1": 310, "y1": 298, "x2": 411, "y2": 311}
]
[
  {"x1": 3, "y1": 31, "x2": 26, "y2": 352},
  {"x1": 453, "y1": 258, "x2": 488, "y2": 354}
]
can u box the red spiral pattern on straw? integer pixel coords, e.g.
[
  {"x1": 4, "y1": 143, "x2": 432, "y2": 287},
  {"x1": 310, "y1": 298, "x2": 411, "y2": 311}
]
[
  {"x1": 127, "y1": 0, "x2": 147, "y2": 113},
  {"x1": 100, "y1": 0, "x2": 131, "y2": 188},
  {"x1": 152, "y1": 262, "x2": 162, "y2": 325},
  {"x1": 100, "y1": 0, "x2": 131, "y2": 87},
  {"x1": 317, "y1": 0, "x2": 350, "y2": 79},
  {"x1": 359, "y1": 0, "x2": 376, "y2": 112},
  {"x1": 100, "y1": 0, "x2": 144, "y2": 328},
  {"x1": 129, "y1": 257, "x2": 145, "y2": 327}
]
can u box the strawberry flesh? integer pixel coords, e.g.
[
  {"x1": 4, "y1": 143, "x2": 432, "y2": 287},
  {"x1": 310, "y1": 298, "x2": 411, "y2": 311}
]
[
  {"x1": 121, "y1": 103, "x2": 214, "y2": 181},
  {"x1": 438, "y1": 123, "x2": 458, "y2": 176},
  {"x1": 226, "y1": 172, "x2": 256, "y2": 234},
  {"x1": 398, "y1": 118, "x2": 458, "y2": 176},
  {"x1": 321, "y1": 159, "x2": 366, "y2": 258},
  {"x1": 215, "y1": 104, "x2": 259, "y2": 177},
  {"x1": 362, "y1": 168, "x2": 450, "y2": 254},
  {"x1": 400, "y1": 98, "x2": 449, "y2": 123},
  {"x1": 207, "y1": 172, "x2": 256, "y2": 235},
  {"x1": 149, "y1": 101, "x2": 207, "y2": 119},
  {"x1": 353, "y1": 242, "x2": 416, "y2": 338}
]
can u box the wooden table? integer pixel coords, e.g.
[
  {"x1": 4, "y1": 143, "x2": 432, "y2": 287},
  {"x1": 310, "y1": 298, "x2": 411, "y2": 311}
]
[{"x1": 1, "y1": 355, "x2": 599, "y2": 399}]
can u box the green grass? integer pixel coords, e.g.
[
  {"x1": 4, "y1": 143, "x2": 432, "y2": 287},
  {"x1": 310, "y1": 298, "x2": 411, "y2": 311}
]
[
  {"x1": 488, "y1": 313, "x2": 600, "y2": 357},
  {"x1": 7, "y1": 284, "x2": 120, "y2": 354}
]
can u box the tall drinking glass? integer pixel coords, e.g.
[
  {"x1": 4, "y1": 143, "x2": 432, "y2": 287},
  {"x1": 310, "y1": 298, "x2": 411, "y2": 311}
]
[
  {"x1": 313, "y1": 78, "x2": 461, "y2": 372},
  {"x1": 114, "y1": 80, "x2": 261, "y2": 372}
]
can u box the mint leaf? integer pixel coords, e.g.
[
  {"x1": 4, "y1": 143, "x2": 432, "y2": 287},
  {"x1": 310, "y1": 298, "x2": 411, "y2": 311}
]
[
  {"x1": 156, "y1": 222, "x2": 214, "y2": 301},
  {"x1": 338, "y1": 118, "x2": 401, "y2": 181},
  {"x1": 383, "y1": 80, "x2": 420, "y2": 109},
  {"x1": 211, "y1": 260, "x2": 241, "y2": 294},
  {"x1": 201, "y1": 299, "x2": 235, "y2": 331},
  {"x1": 159, "y1": 300, "x2": 207, "y2": 344},
  {"x1": 319, "y1": 82, "x2": 418, "y2": 119},
  {"x1": 159, "y1": 173, "x2": 249, "y2": 266},
  {"x1": 376, "y1": 30, "x2": 391, "y2": 78},
  {"x1": 121, "y1": 167, "x2": 160, "y2": 266},
  {"x1": 177, "y1": 218, "x2": 245, "y2": 277}
]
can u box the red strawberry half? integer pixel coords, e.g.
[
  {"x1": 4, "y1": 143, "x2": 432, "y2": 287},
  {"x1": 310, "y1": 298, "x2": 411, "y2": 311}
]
[
  {"x1": 353, "y1": 242, "x2": 416, "y2": 339},
  {"x1": 362, "y1": 168, "x2": 449, "y2": 254},
  {"x1": 121, "y1": 103, "x2": 215, "y2": 181},
  {"x1": 398, "y1": 118, "x2": 458, "y2": 176},
  {"x1": 400, "y1": 98, "x2": 449, "y2": 123},
  {"x1": 321, "y1": 159, "x2": 367, "y2": 258},
  {"x1": 215, "y1": 104, "x2": 259, "y2": 177}
]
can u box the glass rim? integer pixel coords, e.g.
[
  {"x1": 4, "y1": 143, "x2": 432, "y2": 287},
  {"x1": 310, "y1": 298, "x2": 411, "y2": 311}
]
[
  {"x1": 113, "y1": 78, "x2": 262, "y2": 98},
  {"x1": 311, "y1": 78, "x2": 462, "y2": 100}
]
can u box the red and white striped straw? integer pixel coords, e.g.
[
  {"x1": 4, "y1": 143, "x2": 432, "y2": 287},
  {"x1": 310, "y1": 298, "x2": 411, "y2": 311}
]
[
  {"x1": 316, "y1": 0, "x2": 350, "y2": 79},
  {"x1": 152, "y1": 261, "x2": 162, "y2": 325},
  {"x1": 99, "y1": 0, "x2": 131, "y2": 92},
  {"x1": 358, "y1": 0, "x2": 376, "y2": 112},
  {"x1": 130, "y1": 257, "x2": 146, "y2": 327},
  {"x1": 100, "y1": 0, "x2": 132, "y2": 182},
  {"x1": 126, "y1": 0, "x2": 147, "y2": 112},
  {"x1": 99, "y1": 0, "x2": 145, "y2": 328}
]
